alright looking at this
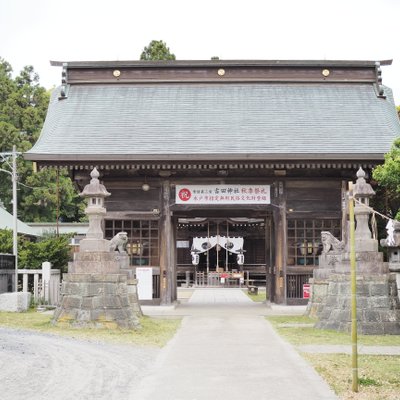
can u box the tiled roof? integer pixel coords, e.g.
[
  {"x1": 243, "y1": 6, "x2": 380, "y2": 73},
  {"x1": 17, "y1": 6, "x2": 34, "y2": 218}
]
[
  {"x1": 0, "y1": 207, "x2": 39, "y2": 237},
  {"x1": 26, "y1": 82, "x2": 400, "y2": 161}
]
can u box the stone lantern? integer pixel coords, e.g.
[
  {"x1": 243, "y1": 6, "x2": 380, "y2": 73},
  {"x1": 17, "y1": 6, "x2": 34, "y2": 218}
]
[
  {"x1": 53, "y1": 168, "x2": 141, "y2": 329},
  {"x1": 353, "y1": 167, "x2": 377, "y2": 252},
  {"x1": 309, "y1": 167, "x2": 399, "y2": 334},
  {"x1": 79, "y1": 168, "x2": 110, "y2": 252}
]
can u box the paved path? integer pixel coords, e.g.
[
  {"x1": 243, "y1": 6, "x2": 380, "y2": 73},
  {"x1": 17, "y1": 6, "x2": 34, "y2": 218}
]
[{"x1": 138, "y1": 288, "x2": 338, "y2": 400}]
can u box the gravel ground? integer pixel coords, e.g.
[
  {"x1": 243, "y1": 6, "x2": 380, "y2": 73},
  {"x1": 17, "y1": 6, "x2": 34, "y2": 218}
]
[{"x1": 0, "y1": 327, "x2": 159, "y2": 400}]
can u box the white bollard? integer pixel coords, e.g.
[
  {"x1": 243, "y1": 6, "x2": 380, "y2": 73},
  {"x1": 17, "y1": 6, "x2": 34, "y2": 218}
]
[
  {"x1": 22, "y1": 273, "x2": 28, "y2": 292},
  {"x1": 42, "y1": 262, "x2": 51, "y2": 303}
]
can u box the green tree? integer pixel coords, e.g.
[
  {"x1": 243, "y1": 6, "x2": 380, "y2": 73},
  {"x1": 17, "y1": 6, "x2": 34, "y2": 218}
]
[
  {"x1": 0, "y1": 58, "x2": 85, "y2": 222},
  {"x1": 0, "y1": 229, "x2": 71, "y2": 272},
  {"x1": 140, "y1": 40, "x2": 176, "y2": 61},
  {"x1": 0, "y1": 60, "x2": 49, "y2": 144},
  {"x1": 21, "y1": 167, "x2": 85, "y2": 222},
  {"x1": 19, "y1": 234, "x2": 71, "y2": 271},
  {"x1": 372, "y1": 137, "x2": 400, "y2": 220},
  {"x1": 0, "y1": 229, "x2": 13, "y2": 253}
]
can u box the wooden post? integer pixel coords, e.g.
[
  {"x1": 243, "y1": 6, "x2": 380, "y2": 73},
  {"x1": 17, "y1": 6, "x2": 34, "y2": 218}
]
[
  {"x1": 159, "y1": 180, "x2": 175, "y2": 305},
  {"x1": 170, "y1": 216, "x2": 177, "y2": 302},
  {"x1": 265, "y1": 217, "x2": 273, "y2": 302},
  {"x1": 273, "y1": 181, "x2": 287, "y2": 303}
]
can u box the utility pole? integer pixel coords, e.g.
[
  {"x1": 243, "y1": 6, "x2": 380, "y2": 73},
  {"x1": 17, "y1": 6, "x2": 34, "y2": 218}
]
[{"x1": 12, "y1": 145, "x2": 18, "y2": 291}]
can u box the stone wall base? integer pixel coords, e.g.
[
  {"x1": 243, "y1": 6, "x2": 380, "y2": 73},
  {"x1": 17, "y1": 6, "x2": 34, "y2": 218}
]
[
  {"x1": 315, "y1": 273, "x2": 400, "y2": 335},
  {"x1": 305, "y1": 278, "x2": 328, "y2": 319},
  {"x1": 53, "y1": 273, "x2": 141, "y2": 329}
]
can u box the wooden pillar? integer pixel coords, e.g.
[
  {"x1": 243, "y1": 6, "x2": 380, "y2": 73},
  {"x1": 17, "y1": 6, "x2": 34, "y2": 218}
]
[
  {"x1": 273, "y1": 181, "x2": 287, "y2": 304},
  {"x1": 171, "y1": 217, "x2": 177, "y2": 302},
  {"x1": 159, "y1": 180, "x2": 176, "y2": 305},
  {"x1": 265, "y1": 217, "x2": 274, "y2": 302}
]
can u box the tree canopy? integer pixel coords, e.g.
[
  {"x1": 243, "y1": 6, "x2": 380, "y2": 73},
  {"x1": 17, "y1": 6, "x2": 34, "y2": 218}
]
[
  {"x1": 0, "y1": 57, "x2": 85, "y2": 222},
  {"x1": 140, "y1": 40, "x2": 176, "y2": 61},
  {"x1": 0, "y1": 229, "x2": 71, "y2": 271},
  {"x1": 372, "y1": 137, "x2": 400, "y2": 220}
]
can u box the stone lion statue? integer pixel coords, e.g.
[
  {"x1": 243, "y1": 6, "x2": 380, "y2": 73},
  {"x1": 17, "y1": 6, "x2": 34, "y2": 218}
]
[
  {"x1": 321, "y1": 231, "x2": 345, "y2": 254},
  {"x1": 109, "y1": 231, "x2": 128, "y2": 253}
]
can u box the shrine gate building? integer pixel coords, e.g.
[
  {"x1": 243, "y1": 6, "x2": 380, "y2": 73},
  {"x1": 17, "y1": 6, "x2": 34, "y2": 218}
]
[{"x1": 26, "y1": 59, "x2": 400, "y2": 304}]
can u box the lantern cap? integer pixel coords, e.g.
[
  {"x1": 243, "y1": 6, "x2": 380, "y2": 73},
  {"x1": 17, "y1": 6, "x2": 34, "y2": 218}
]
[
  {"x1": 80, "y1": 168, "x2": 111, "y2": 198},
  {"x1": 353, "y1": 167, "x2": 375, "y2": 198}
]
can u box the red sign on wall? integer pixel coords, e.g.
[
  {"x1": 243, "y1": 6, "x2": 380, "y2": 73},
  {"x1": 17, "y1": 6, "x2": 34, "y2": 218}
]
[
  {"x1": 175, "y1": 185, "x2": 271, "y2": 205},
  {"x1": 178, "y1": 188, "x2": 192, "y2": 202},
  {"x1": 303, "y1": 283, "x2": 310, "y2": 299}
]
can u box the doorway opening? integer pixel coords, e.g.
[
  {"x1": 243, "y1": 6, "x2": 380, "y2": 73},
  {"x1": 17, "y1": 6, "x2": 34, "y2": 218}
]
[{"x1": 176, "y1": 216, "x2": 273, "y2": 297}]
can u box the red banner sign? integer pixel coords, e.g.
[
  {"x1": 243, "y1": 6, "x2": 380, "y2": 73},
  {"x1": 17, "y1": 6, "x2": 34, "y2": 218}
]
[
  {"x1": 303, "y1": 284, "x2": 310, "y2": 299},
  {"x1": 176, "y1": 185, "x2": 270, "y2": 205}
]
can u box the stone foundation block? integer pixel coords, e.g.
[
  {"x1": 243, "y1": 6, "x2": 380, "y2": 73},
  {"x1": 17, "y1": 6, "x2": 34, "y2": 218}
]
[
  {"x1": 356, "y1": 297, "x2": 368, "y2": 308},
  {"x1": 62, "y1": 296, "x2": 83, "y2": 309},
  {"x1": 62, "y1": 282, "x2": 83, "y2": 296},
  {"x1": 362, "y1": 310, "x2": 382, "y2": 323},
  {"x1": 81, "y1": 297, "x2": 95, "y2": 309},
  {"x1": 356, "y1": 283, "x2": 370, "y2": 296},
  {"x1": 91, "y1": 274, "x2": 126, "y2": 283},
  {"x1": 55, "y1": 247, "x2": 141, "y2": 329},
  {"x1": 368, "y1": 296, "x2": 390, "y2": 309},
  {"x1": 383, "y1": 322, "x2": 400, "y2": 335},
  {"x1": 76, "y1": 309, "x2": 91, "y2": 321},
  {"x1": 327, "y1": 283, "x2": 339, "y2": 295},
  {"x1": 370, "y1": 283, "x2": 389, "y2": 296},
  {"x1": 101, "y1": 295, "x2": 122, "y2": 308},
  {"x1": 325, "y1": 296, "x2": 337, "y2": 307},
  {"x1": 0, "y1": 292, "x2": 31, "y2": 312},
  {"x1": 337, "y1": 310, "x2": 351, "y2": 321},
  {"x1": 311, "y1": 266, "x2": 400, "y2": 334},
  {"x1": 384, "y1": 310, "x2": 399, "y2": 323},
  {"x1": 338, "y1": 283, "x2": 350, "y2": 295},
  {"x1": 359, "y1": 323, "x2": 384, "y2": 335}
]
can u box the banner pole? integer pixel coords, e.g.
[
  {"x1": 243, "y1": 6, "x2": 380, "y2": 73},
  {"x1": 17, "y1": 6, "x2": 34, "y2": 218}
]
[{"x1": 349, "y1": 181, "x2": 358, "y2": 392}]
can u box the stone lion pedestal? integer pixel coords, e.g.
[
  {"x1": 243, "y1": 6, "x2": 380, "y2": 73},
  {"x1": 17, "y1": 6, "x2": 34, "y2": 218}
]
[
  {"x1": 308, "y1": 168, "x2": 400, "y2": 334},
  {"x1": 53, "y1": 168, "x2": 141, "y2": 329}
]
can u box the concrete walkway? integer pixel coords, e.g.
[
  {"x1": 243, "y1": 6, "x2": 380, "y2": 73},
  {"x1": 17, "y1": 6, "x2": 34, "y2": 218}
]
[{"x1": 138, "y1": 288, "x2": 337, "y2": 400}]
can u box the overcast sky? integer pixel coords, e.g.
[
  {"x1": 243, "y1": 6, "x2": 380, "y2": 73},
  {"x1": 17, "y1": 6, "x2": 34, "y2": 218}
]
[{"x1": 1, "y1": 0, "x2": 399, "y2": 103}]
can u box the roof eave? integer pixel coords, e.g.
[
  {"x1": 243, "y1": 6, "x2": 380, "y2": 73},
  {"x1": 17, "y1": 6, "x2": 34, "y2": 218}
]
[
  {"x1": 24, "y1": 152, "x2": 386, "y2": 162},
  {"x1": 50, "y1": 59, "x2": 393, "y2": 69}
]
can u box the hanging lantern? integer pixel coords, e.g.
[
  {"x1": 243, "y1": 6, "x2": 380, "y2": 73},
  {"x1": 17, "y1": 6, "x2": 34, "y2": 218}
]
[
  {"x1": 191, "y1": 252, "x2": 199, "y2": 266},
  {"x1": 237, "y1": 252, "x2": 244, "y2": 266}
]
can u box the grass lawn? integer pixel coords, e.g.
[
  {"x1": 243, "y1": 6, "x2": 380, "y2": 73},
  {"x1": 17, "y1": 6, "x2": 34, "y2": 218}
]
[
  {"x1": 267, "y1": 315, "x2": 400, "y2": 346},
  {"x1": 304, "y1": 353, "x2": 400, "y2": 400},
  {"x1": 267, "y1": 315, "x2": 400, "y2": 399},
  {"x1": 243, "y1": 289, "x2": 268, "y2": 302},
  {"x1": 0, "y1": 310, "x2": 181, "y2": 347}
]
